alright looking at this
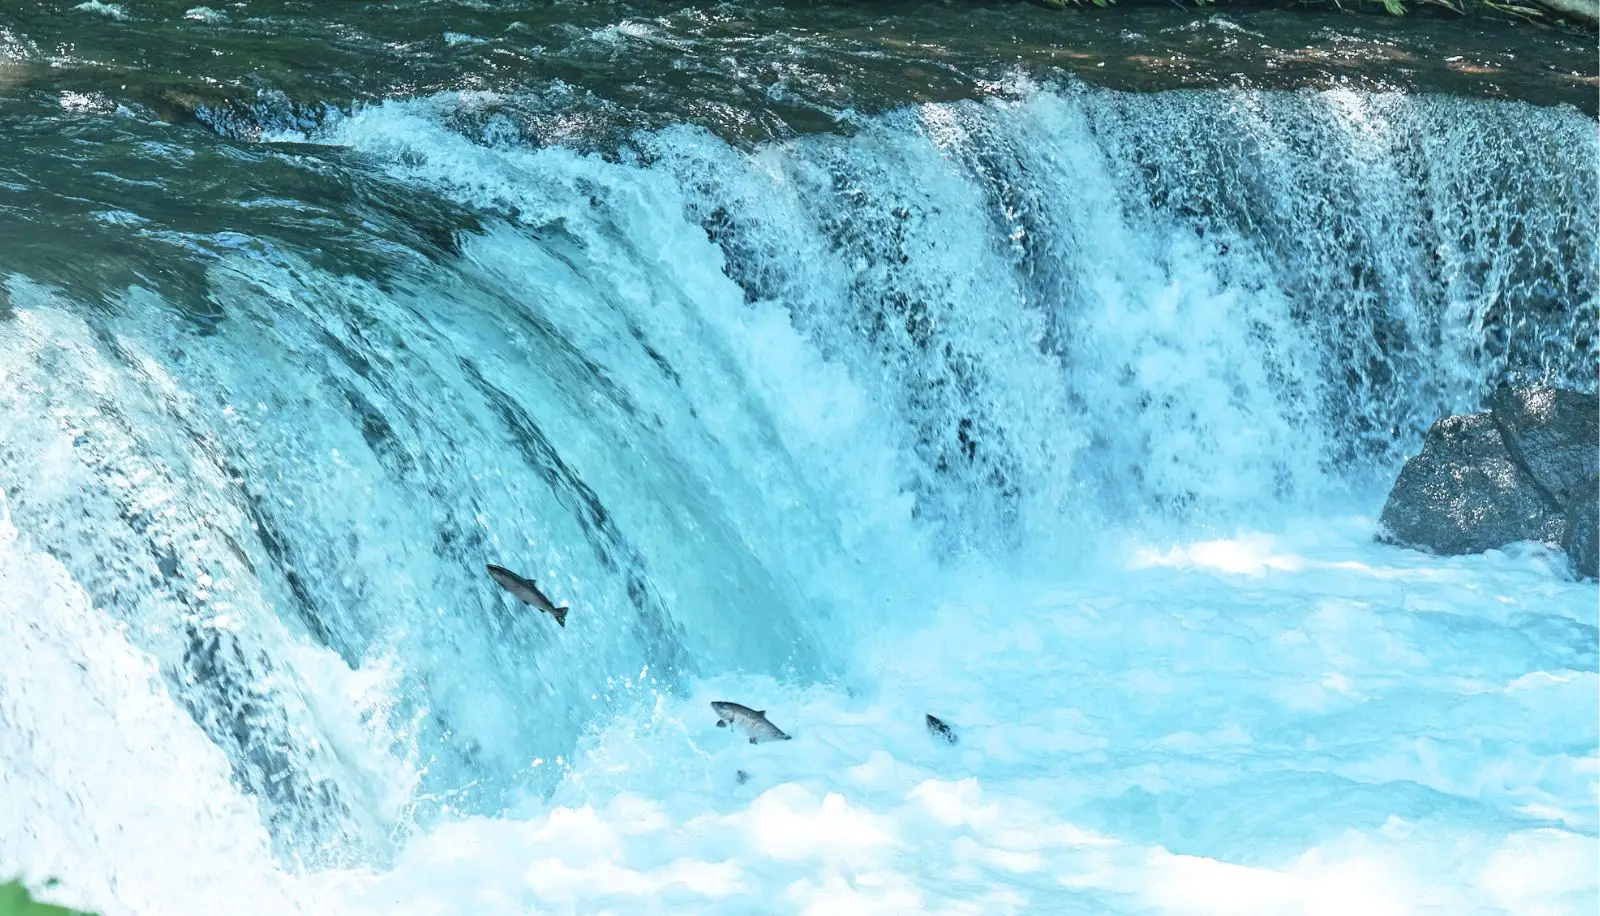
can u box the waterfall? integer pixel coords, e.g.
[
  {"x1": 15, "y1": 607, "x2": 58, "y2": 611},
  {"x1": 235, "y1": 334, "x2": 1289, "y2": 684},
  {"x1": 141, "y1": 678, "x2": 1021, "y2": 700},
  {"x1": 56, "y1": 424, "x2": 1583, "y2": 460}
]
[{"x1": 1, "y1": 83, "x2": 1593, "y2": 877}]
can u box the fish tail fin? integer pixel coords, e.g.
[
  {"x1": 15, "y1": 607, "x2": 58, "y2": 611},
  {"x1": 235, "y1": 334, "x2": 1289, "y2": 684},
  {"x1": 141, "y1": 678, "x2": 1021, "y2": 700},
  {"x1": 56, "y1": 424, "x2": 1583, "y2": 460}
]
[{"x1": 553, "y1": 607, "x2": 568, "y2": 627}]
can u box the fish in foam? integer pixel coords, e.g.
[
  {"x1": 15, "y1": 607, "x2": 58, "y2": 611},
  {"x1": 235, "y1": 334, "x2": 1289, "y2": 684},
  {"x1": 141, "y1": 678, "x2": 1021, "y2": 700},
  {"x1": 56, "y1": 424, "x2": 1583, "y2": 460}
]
[{"x1": 711, "y1": 701, "x2": 791, "y2": 744}]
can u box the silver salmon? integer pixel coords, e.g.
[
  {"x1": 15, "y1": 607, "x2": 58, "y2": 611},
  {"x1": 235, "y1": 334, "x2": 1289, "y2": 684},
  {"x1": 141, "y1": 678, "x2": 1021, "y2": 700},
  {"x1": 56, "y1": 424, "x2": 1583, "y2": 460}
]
[
  {"x1": 486, "y1": 563, "x2": 568, "y2": 627},
  {"x1": 711, "y1": 701, "x2": 791, "y2": 744}
]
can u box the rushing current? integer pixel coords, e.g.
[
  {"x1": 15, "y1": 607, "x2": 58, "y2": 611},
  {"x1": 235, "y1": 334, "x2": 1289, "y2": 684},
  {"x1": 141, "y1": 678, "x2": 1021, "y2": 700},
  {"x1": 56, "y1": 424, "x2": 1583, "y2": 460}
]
[{"x1": 0, "y1": 4, "x2": 1596, "y2": 914}]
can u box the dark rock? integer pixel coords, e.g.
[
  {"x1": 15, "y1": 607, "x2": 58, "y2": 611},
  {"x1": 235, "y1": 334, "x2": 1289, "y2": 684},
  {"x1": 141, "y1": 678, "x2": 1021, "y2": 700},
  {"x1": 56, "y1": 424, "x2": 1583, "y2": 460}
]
[
  {"x1": 1563, "y1": 497, "x2": 1598, "y2": 580},
  {"x1": 1489, "y1": 385, "x2": 1599, "y2": 509},
  {"x1": 1492, "y1": 384, "x2": 1597, "y2": 579},
  {"x1": 1378, "y1": 412, "x2": 1565, "y2": 556},
  {"x1": 1379, "y1": 385, "x2": 1598, "y2": 579}
]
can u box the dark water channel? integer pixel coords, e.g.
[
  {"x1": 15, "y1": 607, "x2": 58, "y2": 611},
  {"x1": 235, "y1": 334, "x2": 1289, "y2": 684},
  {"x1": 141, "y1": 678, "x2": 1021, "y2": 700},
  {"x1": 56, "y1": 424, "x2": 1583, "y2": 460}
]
[{"x1": 1, "y1": 1, "x2": 1594, "y2": 151}]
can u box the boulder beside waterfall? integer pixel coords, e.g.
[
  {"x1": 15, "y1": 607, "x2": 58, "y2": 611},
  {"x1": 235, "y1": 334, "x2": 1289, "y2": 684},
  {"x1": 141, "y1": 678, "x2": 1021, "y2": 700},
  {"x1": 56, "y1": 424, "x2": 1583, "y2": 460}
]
[
  {"x1": 1379, "y1": 385, "x2": 1598, "y2": 579},
  {"x1": 1377, "y1": 412, "x2": 1565, "y2": 556}
]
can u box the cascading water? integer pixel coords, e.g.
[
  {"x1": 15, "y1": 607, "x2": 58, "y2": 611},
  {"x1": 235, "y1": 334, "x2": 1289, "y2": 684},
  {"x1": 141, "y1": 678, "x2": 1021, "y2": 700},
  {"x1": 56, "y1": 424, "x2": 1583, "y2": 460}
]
[{"x1": 0, "y1": 24, "x2": 1595, "y2": 914}]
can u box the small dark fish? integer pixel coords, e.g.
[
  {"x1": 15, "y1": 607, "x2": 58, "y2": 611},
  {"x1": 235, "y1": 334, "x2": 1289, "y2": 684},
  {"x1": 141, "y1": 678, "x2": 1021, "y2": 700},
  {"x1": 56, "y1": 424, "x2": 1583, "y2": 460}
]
[
  {"x1": 735, "y1": 769, "x2": 752, "y2": 784},
  {"x1": 486, "y1": 563, "x2": 568, "y2": 627},
  {"x1": 711, "y1": 701, "x2": 791, "y2": 744},
  {"x1": 926, "y1": 714, "x2": 958, "y2": 745}
]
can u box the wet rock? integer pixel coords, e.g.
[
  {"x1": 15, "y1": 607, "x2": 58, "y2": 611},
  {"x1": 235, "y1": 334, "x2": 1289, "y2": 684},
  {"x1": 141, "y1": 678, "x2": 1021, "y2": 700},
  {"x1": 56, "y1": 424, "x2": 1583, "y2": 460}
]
[
  {"x1": 1379, "y1": 385, "x2": 1598, "y2": 578},
  {"x1": 1493, "y1": 384, "x2": 1598, "y2": 579},
  {"x1": 1379, "y1": 412, "x2": 1565, "y2": 556},
  {"x1": 1489, "y1": 385, "x2": 1598, "y2": 510},
  {"x1": 1563, "y1": 497, "x2": 1598, "y2": 581},
  {"x1": 1534, "y1": 0, "x2": 1599, "y2": 28}
]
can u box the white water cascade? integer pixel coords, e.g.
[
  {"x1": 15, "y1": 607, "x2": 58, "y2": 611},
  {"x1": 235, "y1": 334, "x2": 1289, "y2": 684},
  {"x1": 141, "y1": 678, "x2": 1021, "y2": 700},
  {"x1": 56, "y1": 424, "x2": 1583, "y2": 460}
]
[{"x1": 0, "y1": 84, "x2": 1594, "y2": 914}]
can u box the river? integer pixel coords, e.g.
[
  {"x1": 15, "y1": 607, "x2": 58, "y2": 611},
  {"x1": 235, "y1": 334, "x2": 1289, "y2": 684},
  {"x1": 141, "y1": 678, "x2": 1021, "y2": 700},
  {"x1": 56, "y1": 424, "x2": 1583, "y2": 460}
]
[{"x1": 0, "y1": 2, "x2": 1595, "y2": 914}]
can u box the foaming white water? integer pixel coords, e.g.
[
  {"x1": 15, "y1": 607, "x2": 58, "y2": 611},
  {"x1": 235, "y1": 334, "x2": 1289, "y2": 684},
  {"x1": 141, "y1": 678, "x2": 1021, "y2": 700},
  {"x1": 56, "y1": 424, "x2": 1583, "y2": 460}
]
[
  {"x1": 318, "y1": 85, "x2": 1596, "y2": 553},
  {"x1": 6, "y1": 511, "x2": 1593, "y2": 914},
  {"x1": 0, "y1": 290, "x2": 414, "y2": 864},
  {"x1": 0, "y1": 496, "x2": 301, "y2": 915},
  {"x1": 302, "y1": 523, "x2": 1596, "y2": 915}
]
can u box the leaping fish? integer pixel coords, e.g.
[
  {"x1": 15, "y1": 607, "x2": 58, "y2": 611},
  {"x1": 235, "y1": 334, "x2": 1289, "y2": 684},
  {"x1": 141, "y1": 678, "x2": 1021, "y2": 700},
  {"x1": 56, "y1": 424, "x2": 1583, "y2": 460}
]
[
  {"x1": 486, "y1": 563, "x2": 568, "y2": 627},
  {"x1": 925, "y1": 714, "x2": 958, "y2": 745},
  {"x1": 711, "y1": 701, "x2": 791, "y2": 744}
]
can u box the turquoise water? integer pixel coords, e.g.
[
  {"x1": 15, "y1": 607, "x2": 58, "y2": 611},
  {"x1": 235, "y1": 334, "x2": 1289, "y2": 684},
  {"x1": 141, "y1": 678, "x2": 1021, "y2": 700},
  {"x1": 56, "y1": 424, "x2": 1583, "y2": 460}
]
[{"x1": 0, "y1": 4, "x2": 1596, "y2": 914}]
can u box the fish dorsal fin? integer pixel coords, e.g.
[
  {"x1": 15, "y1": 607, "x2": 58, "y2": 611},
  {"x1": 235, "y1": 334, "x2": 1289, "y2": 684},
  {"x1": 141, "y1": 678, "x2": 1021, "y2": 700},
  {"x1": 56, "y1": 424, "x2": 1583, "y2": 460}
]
[{"x1": 757, "y1": 709, "x2": 766, "y2": 716}]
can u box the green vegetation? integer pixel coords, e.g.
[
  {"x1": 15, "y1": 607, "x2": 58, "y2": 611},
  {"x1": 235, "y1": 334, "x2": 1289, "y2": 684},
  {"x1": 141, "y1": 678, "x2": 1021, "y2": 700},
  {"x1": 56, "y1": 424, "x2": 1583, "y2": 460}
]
[
  {"x1": 0, "y1": 882, "x2": 93, "y2": 916},
  {"x1": 1027, "y1": 0, "x2": 1597, "y2": 27}
]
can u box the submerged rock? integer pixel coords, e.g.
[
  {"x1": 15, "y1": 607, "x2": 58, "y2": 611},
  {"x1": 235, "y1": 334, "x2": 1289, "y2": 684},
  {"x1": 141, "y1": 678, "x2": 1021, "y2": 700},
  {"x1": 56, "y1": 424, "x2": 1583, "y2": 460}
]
[{"x1": 1379, "y1": 385, "x2": 1597, "y2": 579}]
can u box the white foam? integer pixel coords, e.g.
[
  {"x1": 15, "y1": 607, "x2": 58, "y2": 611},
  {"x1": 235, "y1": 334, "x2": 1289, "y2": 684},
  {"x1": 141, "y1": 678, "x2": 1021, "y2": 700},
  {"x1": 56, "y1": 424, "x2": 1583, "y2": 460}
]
[
  {"x1": 293, "y1": 524, "x2": 1593, "y2": 914},
  {"x1": 72, "y1": 2, "x2": 127, "y2": 21},
  {"x1": 0, "y1": 495, "x2": 302, "y2": 915},
  {"x1": 183, "y1": 7, "x2": 227, "y2": 24}
]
